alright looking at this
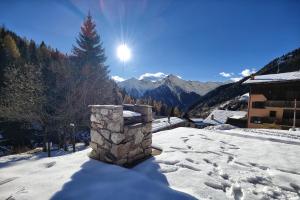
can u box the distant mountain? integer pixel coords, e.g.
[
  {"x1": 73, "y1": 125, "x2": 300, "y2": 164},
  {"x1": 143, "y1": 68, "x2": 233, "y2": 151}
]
[
  {"x1": 117, "y1": 74, "x2": 223, "y2": 111},
  {"x1": 188, "y1": 48, "x2": 300, "y2": 118}
]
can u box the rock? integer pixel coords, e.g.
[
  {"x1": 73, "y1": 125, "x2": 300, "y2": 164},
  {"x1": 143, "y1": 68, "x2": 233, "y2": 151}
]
[
  {"x1": 99, "y1": 129, "x2": 111, "y2": 140},
  {"x1": 128, "y1": 147, "x2": 143, "y2": 158},
  {"x1": 134, "y1": 130, "x2": 144, "y2": 144},
  {"x1": 116, "y1": 158, "x2": 127, "y2": 165},
  {"x1": 111, "y1": 133, "x2": 125, "y2": 144},
  {"x1": 144, "y1": 148, "x2": 152, "y2": 156},
  {"x1": 112, "y1": 113, "x2": 122, "y2": 121},
  {"x1": 90, "y1": 114, "x2": 97, "y2": 122},
  {"x1": 142, "y1": 138, "x2": 152, "y2": 148},
  {"x1": 91, "y1": 122, "x2": 104, "y2": 129},
  {"x1": 142, "y1": 123, "x2": 152, "y2": 134},
  {"x1": 107, "y1": 122, "x2": 122, "y2": 132},
  {"x1": 90, "y1": 130, "x2": 104, "y2": 145},
  {"x1": 110, "y1": 143, "x2": 130, "y2": 158},
  {"x1": 89, "y1": 141, "x2": 98, "y2": 150},
  {"x1": 100, "y1": 109, "x2": 109, "y2": 115}
]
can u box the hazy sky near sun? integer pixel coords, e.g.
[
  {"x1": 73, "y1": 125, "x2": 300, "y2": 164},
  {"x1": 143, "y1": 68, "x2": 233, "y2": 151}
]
[{"x1": 0, "y1": 0, "x2": 300, "y2": 81}]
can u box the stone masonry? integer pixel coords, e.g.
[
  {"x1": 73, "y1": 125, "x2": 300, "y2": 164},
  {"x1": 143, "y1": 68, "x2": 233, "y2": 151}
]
[{"x1": 89, "y1": 104, "x2": 152, "y2": 166}]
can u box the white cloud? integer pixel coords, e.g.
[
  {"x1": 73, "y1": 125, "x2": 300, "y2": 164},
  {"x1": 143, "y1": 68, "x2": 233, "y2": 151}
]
[
  {"x1": 240, "y1": 68, "x2": 256, "y2": 77},
  {"x1": 177, "y1": 75, "x2": 182, "y2": 79},
  {"x1": 111, "y1": 75, "x2": 126, "y2": 82},
  {"x1": 138, "y1": 72, "x2": 167, "y2": 81},
  {"x1": 230, "y1": 77, "x2": 242, "y2": 82},
  {"x1": 219, "y1": 72, "x2": 233, "y2": 78}
]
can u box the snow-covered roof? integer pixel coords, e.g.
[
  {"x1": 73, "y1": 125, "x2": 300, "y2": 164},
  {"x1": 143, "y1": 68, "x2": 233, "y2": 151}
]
[
  {"x1": 243, "y1": 71, "x2": 300, "y2": 84},
  {"x1": 189, "y1": 118, "x2": 203, "y2": 123},
  {"x1": 123, "y1": 110, "x2": 141, "y2": 118},
  {"x1": 152, "y1": 117, "x2": 186, "y2": 132},
  {"x1": 238, "y1": 93, "x2": 249, "y2": 102},
  {"x1": 203, "y1": 110, "x2": 247, "y2": 125}
]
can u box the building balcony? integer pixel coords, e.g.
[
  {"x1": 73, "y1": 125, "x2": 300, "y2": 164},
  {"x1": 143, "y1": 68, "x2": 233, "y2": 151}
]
[
  {"x1": 264, "y1": 101, "x2": 300, "y2": 108},
  {"x1": 250, "y1": 117, "x2": 300, "y2": 127},
  {"x1": 281, "y1": 119, "x2": 300, "y2": 127}
]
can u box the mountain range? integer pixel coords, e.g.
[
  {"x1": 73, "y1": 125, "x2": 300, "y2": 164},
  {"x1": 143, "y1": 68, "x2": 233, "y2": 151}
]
[{"x1": 117, "y1": 74, "x2": 223, "y2": 111}]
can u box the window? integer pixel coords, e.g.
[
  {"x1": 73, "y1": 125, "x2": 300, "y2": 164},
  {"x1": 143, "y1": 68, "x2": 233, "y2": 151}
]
[
  {"x1": 250, "y1": 117, "x2": 263, "y2": 124},
  {"x1": 270, "y1": 111, "x2": 276, "y2": 118},
  {"x1": 252, "y1": 101, "x2": 265, "y2": 109}
]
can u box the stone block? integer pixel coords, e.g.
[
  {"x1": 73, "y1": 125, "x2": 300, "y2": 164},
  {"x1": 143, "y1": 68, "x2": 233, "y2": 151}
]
[
  {"x1": 134, "y1": 130, "x2": 144, "y2": 144},
  {"x1": 99, "y1": 129, "x2": 111, "y2": 140},
  {"x1": 141, "y1": 138, "x2": 152, "y2": 148},
  {"x1": 112, "y1": 113, "x2": 122, "y2": 121},
  {"x1": 116, "y1": 158, "x2": 127, "y2": 165},
  {"x1": 144, "y1": 147, "x2": 152, "y2": 156},
  {"x1": 111, "y1": 133, "x2": 125, "y2": 144},
  {"x1": 128, "y1": 147, "x2": 143, "y2": 158},
  {"x1": 89, "y1": 141, "x2": 98, "y2": 150},
  {"x1": 100, "y1": 109, "x2": 109, "y2": 115},
  {"x1": 107, "y1": 122, "x2": 122, "y2": 133},
  {"x1": 90, "y1": 130, "x2": 104, "y2": 146},
  {"x1": 110, "y1": 143, "x2": 130, "y2": 158}
]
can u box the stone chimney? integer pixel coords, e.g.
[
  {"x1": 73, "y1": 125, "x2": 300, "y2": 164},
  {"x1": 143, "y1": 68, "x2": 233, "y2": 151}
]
[{"x1": 89, "y1": 104, "x2": 152, "y2": 166}]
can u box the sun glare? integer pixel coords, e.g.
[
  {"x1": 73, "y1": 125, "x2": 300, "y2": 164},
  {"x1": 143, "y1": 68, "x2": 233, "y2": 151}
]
[{"x1": 117, "y1": 44, "x2": 131, "y2": 62}]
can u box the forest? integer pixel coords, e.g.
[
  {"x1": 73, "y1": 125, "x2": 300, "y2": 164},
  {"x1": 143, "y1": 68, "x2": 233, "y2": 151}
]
[{"x1": 0, "y1": 13, "x2": 178, "y2": 155}]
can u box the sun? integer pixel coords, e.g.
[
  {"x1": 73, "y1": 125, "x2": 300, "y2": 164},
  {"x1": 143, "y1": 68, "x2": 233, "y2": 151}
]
[{"x1": 117, "y1": 43, "x2": 131, "y2": 62}]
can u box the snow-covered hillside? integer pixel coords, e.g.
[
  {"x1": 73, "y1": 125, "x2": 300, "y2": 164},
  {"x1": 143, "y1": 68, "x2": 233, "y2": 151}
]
[{"x1": 1, "y1": 128, "x2": 300, "y2": 200}]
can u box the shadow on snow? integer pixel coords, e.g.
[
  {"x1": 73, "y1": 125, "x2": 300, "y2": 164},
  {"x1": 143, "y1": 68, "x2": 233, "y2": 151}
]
[{"x1": 51, "y1": 157, "x2": 197, "y2": 200}]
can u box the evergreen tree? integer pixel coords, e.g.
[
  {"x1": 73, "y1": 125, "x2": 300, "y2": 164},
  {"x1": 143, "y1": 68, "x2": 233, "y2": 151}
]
[
  {"x1": 72, "y1": 12, "x2": 107, "y2": 73},
  {"x1": 3, "y1": 35, "x2": 20, "y2": 59},
  {"x1": 0, "y1": 63, "x2": 44, "y2": 122},
  {"x1": 71, "y1": 12, "x2": 116, "y2": 126}
]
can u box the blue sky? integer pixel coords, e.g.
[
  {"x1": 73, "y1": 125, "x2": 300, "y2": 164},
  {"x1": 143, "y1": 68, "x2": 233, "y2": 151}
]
[{"x1": 1, "y1": 0, "x2": 300, "y2": 82}]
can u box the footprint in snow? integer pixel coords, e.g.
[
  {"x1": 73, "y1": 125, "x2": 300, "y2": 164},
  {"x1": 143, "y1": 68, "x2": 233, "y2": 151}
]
[
  {"x1": 0, "y1": 177, "x2": 19, "y2": 186},
  {"x1": 44, "y1": 161, "x2": 56, "y2": 168},
  {"x1": 185, "y1": 158, "x2": 199, "y2": 164},
  {"x1": 227, "y1": 155, "x2": 234, "y2": 163},
  {"x1": 176, "y1": 163, "x2": 201, "y2": 171}
]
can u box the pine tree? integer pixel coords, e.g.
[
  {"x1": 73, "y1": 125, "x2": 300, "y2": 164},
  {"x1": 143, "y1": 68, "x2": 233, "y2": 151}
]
[
  {"x1": 3, "y1": 35, "x2": 20, "y2": 59},
  {"x1": 72, "y1": 12, "x2": 107, "y2": 72},
  {"x1": 71, "y1": 12, "x2": 116, "y2": 126}
]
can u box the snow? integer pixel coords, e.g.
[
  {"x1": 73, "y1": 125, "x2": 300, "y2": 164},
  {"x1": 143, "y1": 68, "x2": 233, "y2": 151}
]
[
  {"x1": 1, "y1": 128, "x2": 300, "y2": 200},
  {"x1": 190, "y1": 118, "x2": 204, "y2": 123},
  {"x1": 118, "y1": 75, "x2": 222, "y2": 98},
  {"x1": 123, "y1": 110, "x2": 141, "y2": 117},
  {"x1": 152, "y1": 117, "x2": 186, "y2": 132},
  {"x1": 238, "y1": 93, "x2": 249, "y2": 102},
  {"x1": 203, "y1": 110, "x2": 247, "y2": 125},
  {"x1": 243, "y1": 71, "x2": 300, "y2": 84},
  {"x1": 204, "y1": 124, "x2": 237, "y2": 130}
]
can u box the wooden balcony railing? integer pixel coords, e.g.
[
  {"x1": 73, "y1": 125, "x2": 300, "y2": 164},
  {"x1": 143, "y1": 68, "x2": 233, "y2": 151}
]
[
  {"x1": 281, "y1": 119, "x2": 300, "y2": 127},
  {"x1": 265, "y1": 101, "x2": 300, "y2": 108},
  {"x1": 252, "y1": 117, "x2": 300, "y2": 127}
]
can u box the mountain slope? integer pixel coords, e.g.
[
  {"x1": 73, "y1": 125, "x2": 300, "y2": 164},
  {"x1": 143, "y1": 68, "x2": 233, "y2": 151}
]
[
  {"x1": 117, "y1": 74, "x2": 222, "y2": 111},
  {"x1": 188, "y1": 47, "x2": 300, "y2": 118}
]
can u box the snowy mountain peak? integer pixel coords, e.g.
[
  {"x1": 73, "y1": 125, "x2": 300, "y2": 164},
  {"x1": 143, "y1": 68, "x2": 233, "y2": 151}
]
[
  {"x1": 117, "y1": 74, "x2": 223, "y2": 109},
  {"x1": 138, "y1": 72, "x2": 167, "y2": 82}
]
